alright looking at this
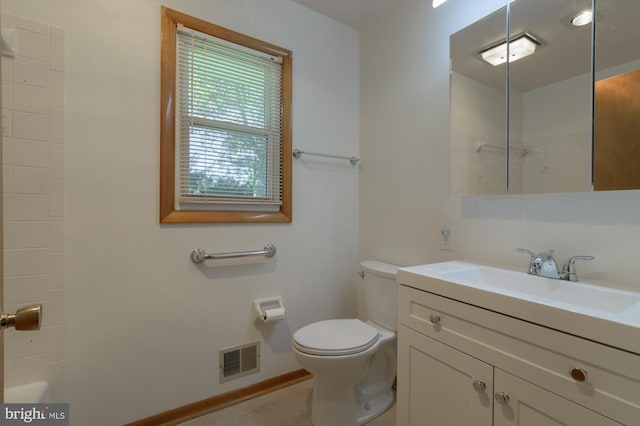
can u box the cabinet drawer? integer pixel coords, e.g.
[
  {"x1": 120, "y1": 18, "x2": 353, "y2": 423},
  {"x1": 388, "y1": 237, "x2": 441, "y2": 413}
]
[{"x1": 399, "y1": 284, "x2": 640, "y2": 425}]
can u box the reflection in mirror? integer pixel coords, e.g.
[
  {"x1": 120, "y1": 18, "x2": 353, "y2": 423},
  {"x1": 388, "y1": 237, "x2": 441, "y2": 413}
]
[
  {"x1": 508, "y1": 0, "x2": 592, "y2": 194},
  {"x1": 450, "y1": 7, "x2": 507, "y2": 195},
  {"x1": 594, "y1": 0, "x2": 640, "y2": 190},
  {"x1": 450, "y1": 0, "x2": 594, "y2": 195}
]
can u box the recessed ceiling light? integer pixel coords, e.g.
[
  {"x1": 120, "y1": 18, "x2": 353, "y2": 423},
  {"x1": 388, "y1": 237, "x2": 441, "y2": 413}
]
[
  {"x1": 432, "y1": 0, "x2": 448, "y2": 8},
  {"x1": 571, "y1": 10, "x2": 593, "y2": 27},
  {"x1": 480, "y1": 34, "x2": 540, "y2": 66}
]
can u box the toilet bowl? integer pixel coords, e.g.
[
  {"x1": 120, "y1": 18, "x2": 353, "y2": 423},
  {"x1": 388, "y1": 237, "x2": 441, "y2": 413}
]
[{"x1": 292, "y1": 261, "x2": 398, "y2": 426}]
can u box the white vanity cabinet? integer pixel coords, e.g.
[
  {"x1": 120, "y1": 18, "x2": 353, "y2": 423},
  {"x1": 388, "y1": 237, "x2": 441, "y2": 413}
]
[{"x1": 397, "y1": 284, "x2": 639, "y2": 426}]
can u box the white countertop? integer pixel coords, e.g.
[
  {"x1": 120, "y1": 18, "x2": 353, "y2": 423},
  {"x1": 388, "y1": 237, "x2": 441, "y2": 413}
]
[{"x1": 397, "y1": 261, "x2": 640, "y2": 355}]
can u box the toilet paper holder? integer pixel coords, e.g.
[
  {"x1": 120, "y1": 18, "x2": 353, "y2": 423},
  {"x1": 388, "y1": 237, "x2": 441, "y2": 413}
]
[{"x1": 254, "y1": 297, "x2": 286, "y2": 323}]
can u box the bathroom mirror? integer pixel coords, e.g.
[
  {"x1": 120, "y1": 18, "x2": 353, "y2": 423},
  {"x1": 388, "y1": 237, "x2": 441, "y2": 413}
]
[{"x1": 451, "y1": 0, "x2": 640, "y2": 194}]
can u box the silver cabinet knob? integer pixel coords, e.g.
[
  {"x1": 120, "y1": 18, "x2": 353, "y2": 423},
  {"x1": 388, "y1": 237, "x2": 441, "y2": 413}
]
[
  {"x1": 570, "y1": 367, "x2": 588, "y2": 382},
  {"x1": 494, "y1": 392, "x2": 510, "y2": 405},
  {"x1": 429, "y1": 313, "x2": 441, "y2": 325},
  {"x1": 472, "y1": 380, "x2": 486, "y2": 393}
]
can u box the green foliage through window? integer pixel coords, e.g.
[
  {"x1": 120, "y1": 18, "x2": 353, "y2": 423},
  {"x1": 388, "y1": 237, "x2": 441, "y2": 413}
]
[{"x1": 177, "y1": 29, "x2": 282, "y2": 203}]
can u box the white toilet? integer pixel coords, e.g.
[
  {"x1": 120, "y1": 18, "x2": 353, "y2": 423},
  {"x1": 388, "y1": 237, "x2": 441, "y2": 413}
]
[{"x1": 292, "y1": 261, "x2": 398, "y2": 426}]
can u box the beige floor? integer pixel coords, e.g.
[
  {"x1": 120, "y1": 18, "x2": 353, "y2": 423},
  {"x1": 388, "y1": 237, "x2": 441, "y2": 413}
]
[{"x1": 180, "y1": 379, "x2": 396, "y2": 426}]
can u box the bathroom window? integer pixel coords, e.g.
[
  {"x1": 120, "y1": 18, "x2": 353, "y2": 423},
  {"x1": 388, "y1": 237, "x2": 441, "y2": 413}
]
[{"x1": 160, "y1": 7, "x2": 292, "y2": 223}]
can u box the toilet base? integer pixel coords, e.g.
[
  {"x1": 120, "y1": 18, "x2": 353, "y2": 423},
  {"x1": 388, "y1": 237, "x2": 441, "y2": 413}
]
[
  {"x1": 311, "y1": 383, "x2": 394, "y2": 426},
  {"x1": 355, "y1": 389, "x2": 394, "y2": 425}
]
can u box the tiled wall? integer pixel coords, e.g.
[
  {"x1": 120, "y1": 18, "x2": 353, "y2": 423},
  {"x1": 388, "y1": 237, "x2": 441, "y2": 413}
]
[{"x1": 2, "y1": 13, "x2": 65, "y2": 402}]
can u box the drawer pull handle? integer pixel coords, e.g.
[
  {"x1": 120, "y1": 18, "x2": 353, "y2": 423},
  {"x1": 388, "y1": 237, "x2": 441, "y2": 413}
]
[
  {"x1": 472, "y1": 380, "x2": 486, "y2": 393},
  {"x1": 429, "y1": 313, "x2": 441, "y2": 325},
  {"x1": 570, "y1": 367, "x2": 588, "y2": 382},
  {"x1": 494, "y1": 392, "x2": 510, "y2": 405}
]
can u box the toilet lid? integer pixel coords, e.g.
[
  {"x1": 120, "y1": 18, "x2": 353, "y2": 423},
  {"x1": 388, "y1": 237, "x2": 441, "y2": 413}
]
[{"x1": 293, "y1": 319, "x2": 380, "y2": 356}]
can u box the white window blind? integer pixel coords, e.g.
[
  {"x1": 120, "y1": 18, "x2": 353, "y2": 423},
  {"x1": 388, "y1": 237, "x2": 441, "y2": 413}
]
[{"x1": 176, "y1": 26, "x2": 283, "y2": 209}]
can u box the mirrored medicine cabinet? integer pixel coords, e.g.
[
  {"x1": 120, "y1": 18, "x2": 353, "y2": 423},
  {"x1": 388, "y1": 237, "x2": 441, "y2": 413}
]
[{"x1": 450, "y1": 0, "x2": 640, "y2": 195}]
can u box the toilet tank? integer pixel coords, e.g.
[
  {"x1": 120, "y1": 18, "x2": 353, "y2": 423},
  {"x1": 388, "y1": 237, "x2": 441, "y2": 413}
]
[{"x1": 360, "y1": 260, "x2": 398, "y2": 331}]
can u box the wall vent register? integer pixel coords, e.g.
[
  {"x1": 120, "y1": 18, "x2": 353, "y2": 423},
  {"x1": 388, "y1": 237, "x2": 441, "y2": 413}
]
[{"x1": 219, "y1": 341, "x2": 260, "y2": 382}]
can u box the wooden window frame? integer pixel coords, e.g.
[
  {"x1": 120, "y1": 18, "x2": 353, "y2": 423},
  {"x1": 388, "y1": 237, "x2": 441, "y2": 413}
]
[{"x1": 160, "y1": 7, "x2": 292, "y2": 223}]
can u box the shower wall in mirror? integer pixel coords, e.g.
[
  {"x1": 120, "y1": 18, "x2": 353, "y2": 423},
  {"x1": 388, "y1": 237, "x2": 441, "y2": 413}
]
[
  {"x1": 450, "y1": 6, "x2": 507, "y2": 195},
  {"x1": 508, "y1": 0, "x2": 592, "y2": 194},
  {"x1": 451, "y1": 0, "x2": 640, "y2": 194}
]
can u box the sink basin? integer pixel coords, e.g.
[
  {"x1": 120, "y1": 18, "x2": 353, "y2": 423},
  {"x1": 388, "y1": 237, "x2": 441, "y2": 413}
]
[
  {"x1": 438, "y1": 264, "x2": 639, "y2": 314},
  {"x1": 398, "y1": 261, "x2": 640, "y2": 355}
]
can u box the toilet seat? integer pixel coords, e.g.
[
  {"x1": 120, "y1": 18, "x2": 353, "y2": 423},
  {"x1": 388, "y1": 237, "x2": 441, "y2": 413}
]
[{"x1": 293, "y1": 319, "x2": 380, "y2": 356}]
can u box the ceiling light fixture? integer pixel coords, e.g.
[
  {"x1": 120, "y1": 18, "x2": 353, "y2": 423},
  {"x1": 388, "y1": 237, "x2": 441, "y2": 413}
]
[
  {"x1": 432, "y1": 0, "x2": 448, "y2": 8},
  {"x1": 480, "y1": 33, "x2": 540, "y2": 66},
  {"x1": 571, "y1": 10, "x2": 593, "y2": 27}
]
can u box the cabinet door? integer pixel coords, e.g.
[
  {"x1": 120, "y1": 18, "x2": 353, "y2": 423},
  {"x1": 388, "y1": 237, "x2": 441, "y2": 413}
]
[
  {"x1": 397, "y1": 325, "x2": 493, "y2": 426},
  {"x1": 493, "y1": 369, "x2": 622, "y2": 426}
]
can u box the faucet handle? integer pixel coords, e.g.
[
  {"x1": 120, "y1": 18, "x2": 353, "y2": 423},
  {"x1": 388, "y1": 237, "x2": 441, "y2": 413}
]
[
  {"x1": 516, "y1": 248, "x2": 537, "y2": 274},
  {"x1": 562, "y1": 256, "x2": 595, "y2": 282},
  {"x1": 516, "y1": 248, "x2": 535, "y2": 258}
]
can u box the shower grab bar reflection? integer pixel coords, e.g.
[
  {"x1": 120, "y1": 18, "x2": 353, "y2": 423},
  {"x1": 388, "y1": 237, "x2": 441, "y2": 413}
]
[
  {"x1": 191, "y1": 244, "x2": 277, "y2": 264},
  {"x1": 292, "y1": 149, "x2": 360, "y2": 165},
  {"x1": 475, "y1": 142, "x2": 529, "y2": 157}
]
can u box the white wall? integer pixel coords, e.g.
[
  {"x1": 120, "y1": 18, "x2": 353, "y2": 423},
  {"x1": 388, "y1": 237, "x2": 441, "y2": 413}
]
[
  {"x1": 2, "y1": 0, "x2": 360, "y2": 424},
  {"x1": 360, "y1": 0, "x2": 640, "y2": 290}
]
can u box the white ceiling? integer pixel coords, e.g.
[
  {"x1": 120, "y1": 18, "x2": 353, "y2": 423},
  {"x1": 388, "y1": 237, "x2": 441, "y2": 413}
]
[{"x1": 291, "y1": 0, "x2": 399, "y2": 30}]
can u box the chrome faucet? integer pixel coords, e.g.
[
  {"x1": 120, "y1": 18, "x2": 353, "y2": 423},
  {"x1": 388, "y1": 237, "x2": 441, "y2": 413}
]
[{"x1": 517, "y1": 248, "x2": 594, "y2": 282}]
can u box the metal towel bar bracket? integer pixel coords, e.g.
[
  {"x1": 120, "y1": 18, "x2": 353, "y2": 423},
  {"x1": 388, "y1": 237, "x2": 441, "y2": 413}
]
[
  {"x1": 292, "y1": 149, "x2": 360, "y2": 165},
  {"x1": 191, "y1": 244, "x2": 276, "y2": 264}
]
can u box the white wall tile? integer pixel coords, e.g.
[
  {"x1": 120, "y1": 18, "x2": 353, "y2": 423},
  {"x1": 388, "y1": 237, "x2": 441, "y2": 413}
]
[
  {"x1": 16, "y1": 28, "x2": 49, "y2": 61},
  {"x1": 46, "y1": 326, "x2": 65, "y2": 363},
  {"x1": 6, "y1": 274, "x2": 49, "y2": 303},
  {"x1": 49, "y1": 70, "x2": 64, "y2": 107},
  {"x1": 50, "y1": 106, "x2": 64, "y2": 144},
  {"x1": 3, "y1": 195, "x2": 10, "y2": 222},
  {"x1": 50, "y1": 27, "x2": 65, "y2": 72},
  {"x1": 13, "y1": 83, "x2": 49, "y2": 115},
  {"x1": 4, "y1": 221, "x2": 48, "y2": 248},
  {"x1": 3, "y1": 136, "x2": 12, "y2": 165},
  {"x1": 12, "y1": 110, "x2": 49, "y2": 141},
  {"x1": 3, "y1": 108, "x2": 12, "y2": 137},
  {"x1": 48, "y1": 180, "x2": 63, "y2": 216},
  {"x1": 11, "y1": 328, "x2": 48, "y2": 358},
  {"x1": 2, "y1": 12, "x2": 66, "y2": 402},
  {"x1": 48, "y1": 217, "x2": 63, "y2": 252},
  {"x1": 11, "y1": 354, "x2": 48, "y2": 386},
  {"x1": 50, "y1": 143, "x2": 63, "y2": 180},
  {"x1": 4, "y1": 248, "x2": 49, "y2": 276},
  {"x1": 48, "y1": 253, "x2": 64, "y2": 289},
  {"x1": 44, "y1": 289, "x2": 64, "y2": 327},
  {"x1": 3, "y1": 80, "x2": 13, "y2": 108},
  {"x1": 3, "y1": 164, "x2": 12, "y2": 193},
  {"x1": 12, "y1": 138, "x2": 49, "y2": 168},
  {"x1": 3, "y1": 13, "x2": 48, "y2": 35},
  {"x1": 46, "y1": 361, "x2": 65, "y2": 401},
  {"x1": 9, "y1": 194, "x2": 49, "y2": 221},
  {"x1": 2, "y1": 55, "x2": 14, "y2": 82},
  {"x1": 12, "y1": 166, "x2": 49, "y2": 194},
  {"x1": 13, "y1": 56, "x2": 49, "y2": 88}
]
